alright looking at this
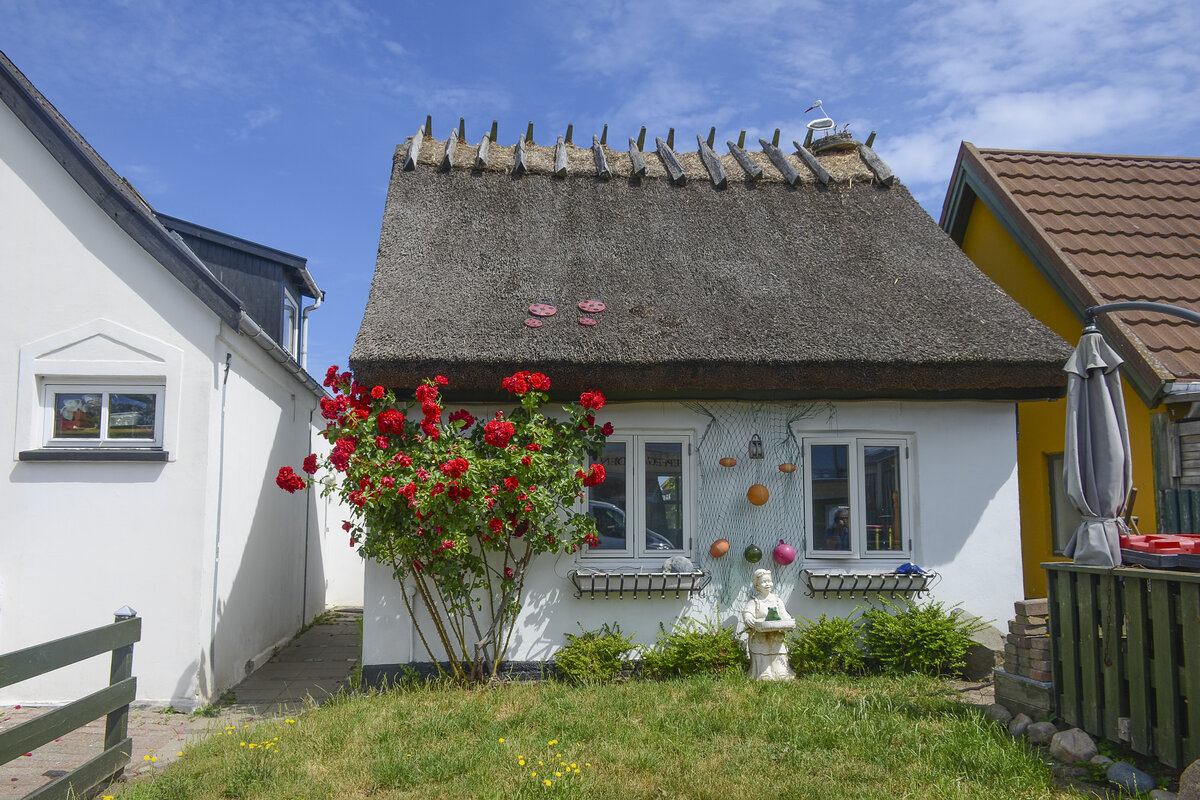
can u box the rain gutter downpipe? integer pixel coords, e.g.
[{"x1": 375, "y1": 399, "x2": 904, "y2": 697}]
[{"x1": 300, "y1": 291, "x2": 324, "y2": 371}]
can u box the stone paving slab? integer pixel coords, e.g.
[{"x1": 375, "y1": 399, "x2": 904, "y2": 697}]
[{"x1": 0, "y1": 610, "x2": 361, "y2": 798}]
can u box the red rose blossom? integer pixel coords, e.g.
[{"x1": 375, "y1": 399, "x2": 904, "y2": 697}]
[
  {"x1": 434, "y1": 375, "x2": 449, "y2": 386},
  {"x1": 302, "y1": 453, "x2": 318, "y2": 474},
  {"x1": 602, "y1": 422, "x2": 614, "y2": 436},
  {"x1": 484, "y1": 419, "x2": 515, "y2": 448},
  {"x1": 371, "y1": 385, "x2": 385, "y2": 399},
  {"x1": 275, "y1": 466, "x2": 306, "y2": 493},
  {"x1": 582, "y1": 463, "x2": 606, "y2": 487},
  {"x1": 579, "y1": 390, "x2": 606, "y2": 410}
]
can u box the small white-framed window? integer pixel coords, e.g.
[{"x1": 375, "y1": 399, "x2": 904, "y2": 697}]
[
  {"x1": 43, "y1": 384, "x2": 165, "y2": 449},
  {"x1": 584, "y1": 433, "x2": 693, "y2": 559},
  {"x1": 803, "y1": 435, "x2": 912, "y2": 560},
  {"x1": 282, "y1": 292, "x2": 299, "y2": 357}
]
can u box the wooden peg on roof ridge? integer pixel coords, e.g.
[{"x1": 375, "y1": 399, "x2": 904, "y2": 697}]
[
  {"x1": 804, "y1": 129, "x2": 813, "y2": 149},
  {"x1": 592, "y1": 135, "x2": 611, "y2": 179},
  {"x1": 403, "y1": 123, "x2": 425, "y2": 171},
  {"x1": 627, "y1": 137, "x2": 647, "y2": 176},
  {"x1": 707, "y1": 127, "x2": 716, "y2": 148},
  {"x1": 726, "y1": 139, "x2": 762, "y2": 180},
  {"x1": 772, "y1": 128, "x2": 780, "y2": 147},
  {"x1": 667, "y1": 128, "x2": 675, "y2": 149},
  {"x1": 442, "y1": 129, "x2": 458, "y2": 170},
  {"x1": 636, "y1": 126, "x2": 646, "y2": 151},
  {"x1": 476, "y1": 131, "x2": 491, "y2": 169},
  {"x1": 489, "y1": 121, "x2": 498, "y2": 142},
  {"x1": 738, "y1": 130, "x2": 746, "y2": 148},
  {"x1": 458, "y1": 118, "x2": 466, "y2": 141},
  {"x1": 697, "y1": 134, "x2": 727, "y2": 189},
  {"x1": 425, "y1": 115, "x2": 433, "y2": 137},
  {"x1": 791, "y1": 140, "x2": 830, "y2": 185},
  {"x1": 865, "y1": 131, "x2": 876, "y2": 147},
  {"x1": 514, "y1": 136, "x2": 528, "y2": 174},
  {"x1": 565, "y1": 124, "x2": 573, "y2": 144},
  {"x1": 600, "y1": 124, "x2": 608, "y2": 146},
  {"x1": 525, "y1": 121, "x2": 534, "y2": 143},
  {"x1": 554, "y1": 135, "x2": 568, "y2": 177}
]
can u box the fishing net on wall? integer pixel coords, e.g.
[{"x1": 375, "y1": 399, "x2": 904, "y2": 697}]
[{"x1": 685, "y1": 401, "x2": 834, "y2": 608}]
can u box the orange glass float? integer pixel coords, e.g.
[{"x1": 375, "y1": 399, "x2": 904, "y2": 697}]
[
  {"x1": 778, "y1": 462, "x2": 796, "y2": 473},
  {"x1": 719, "y1": 457, "x2": 738, "y2": 467},
  {"x1": 747, "y1": 483, "x2": 770, "y2": 506},
  {"x1": 709, "y1": 538, "x2": 730, "y2": 558}
]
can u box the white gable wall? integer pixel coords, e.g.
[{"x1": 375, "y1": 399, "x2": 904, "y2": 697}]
[
  {"x1": 364, "y1": 399, "x2": 1023, "y2": 668},
  {"x1": 0, "y1": 99, "x2": 323, "y2": 707}
]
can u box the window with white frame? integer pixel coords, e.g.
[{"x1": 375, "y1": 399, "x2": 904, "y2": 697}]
[
  {"x1": 282, "y1": 291, "x2": 299, "y2": 357},
  {"x1": 584, "y1": 433, "x2": 693, "y2": 558},
  {"x1": 42, "y1": 384, "x2": 165, "y2": 449},
  {"x1": 803, "y1": 435, "x2": 912, "y2": 559}
]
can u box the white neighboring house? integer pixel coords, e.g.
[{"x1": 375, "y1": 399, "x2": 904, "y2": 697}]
[
  {"x1": 0, "y1": 50, "x2": 360, "y2": 708},
  {"x1": 350, "y1": 126, "x2": 1074, "y2": 679}
]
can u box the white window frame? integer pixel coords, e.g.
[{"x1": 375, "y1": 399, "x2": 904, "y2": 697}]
[
  {"x1": 802, "y1": 434, "x2": 913, "y2": 561},
  {"x1": 42, "y1": 383, "x2": 166, "y2": 449},
  {"x1": 282, "y1": 290, "x2": 299, "y2": 357},
  {"x1": 582, "y1": 431, "x2": 695, "y2": 561}
]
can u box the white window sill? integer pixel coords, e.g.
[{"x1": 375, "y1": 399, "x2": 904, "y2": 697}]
[{"x1": 19, "y1": 449, "x2": 169, "y2": 463}]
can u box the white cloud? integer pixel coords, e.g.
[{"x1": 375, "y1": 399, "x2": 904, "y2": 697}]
[{"x1": 234, "y1": 106, "x2": 282, "y2": 140}]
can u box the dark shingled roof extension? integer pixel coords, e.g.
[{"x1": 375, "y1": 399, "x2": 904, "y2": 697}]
[{"x1": 353, "y1": 129, "x2": 1071, "y2": 401}]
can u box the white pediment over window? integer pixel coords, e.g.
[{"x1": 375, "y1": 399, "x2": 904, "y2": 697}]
[
  {"x1": 35, "y1": 332, "x2": 167, "y2": 365},
  {"x1": 15, "y1": 319, "x2": 183, "y2": 460}
]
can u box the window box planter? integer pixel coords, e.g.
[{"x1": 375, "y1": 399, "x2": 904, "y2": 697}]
[
  {"x1": 567, "y1": 568, "x2": 710, "y2": 599},
  {"x1": 800, "y1": 568, "x2": 937, "y2": 599}
]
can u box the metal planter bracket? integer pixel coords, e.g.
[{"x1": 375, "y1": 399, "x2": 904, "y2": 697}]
[
  {"x1": 567, "y1": 569, "x2": 711, "y2": 600},
  {"x1": 800, "y1": 568, "x2": 939, "y2": 600}
]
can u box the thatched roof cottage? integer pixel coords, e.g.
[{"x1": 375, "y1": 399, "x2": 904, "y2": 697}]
[{"x1": 354, "y1": 123, "x2": 1071, "y2": 679}]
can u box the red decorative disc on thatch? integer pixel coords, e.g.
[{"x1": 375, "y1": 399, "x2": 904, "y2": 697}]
[
  {"x1": 529, "y1": 303, "x2": 557, "y2": 317},
  {"x1": 579, "y1": 317, "x2": 597, "y2": 327},
  {"x1": 524, "y1": 318, "x2": 543, "y2": 328},
  {"x1": 578, "y1": 299, "x2": 606, "y2": 313}
]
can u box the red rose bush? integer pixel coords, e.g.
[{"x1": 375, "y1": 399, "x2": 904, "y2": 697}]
[{"x1": 277, "y1": 367, "x2": 610, "y2": 681}]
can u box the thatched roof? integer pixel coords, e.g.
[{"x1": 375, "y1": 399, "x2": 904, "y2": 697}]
[{"x1": 352, "y1": 128, "x2": 1072, "y2": 401}]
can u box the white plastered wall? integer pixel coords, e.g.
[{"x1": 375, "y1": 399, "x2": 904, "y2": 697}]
[
  {"x1": 0, "y1": 99, "x2": 333, "y2": 707},
  {"x1": 364, "y1": 399, "x2": 1023, "y2": 667}
]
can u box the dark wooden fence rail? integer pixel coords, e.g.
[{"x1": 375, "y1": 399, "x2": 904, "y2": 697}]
[
  {"x1": 0, "y1": 608, "x2": 141, "y2": 800},
  {"x1": 1046, "y1": 564, "x2": 1199, "y2": 768}
]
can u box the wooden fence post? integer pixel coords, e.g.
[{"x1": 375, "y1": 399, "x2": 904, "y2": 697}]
[{"x1": 104, "y1": 606, "x2": 137, "y2": 757}]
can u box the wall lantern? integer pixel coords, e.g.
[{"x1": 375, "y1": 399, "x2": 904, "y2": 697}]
[{"x1": 748, "y1": 434, "x2": 764, "y2": 460}]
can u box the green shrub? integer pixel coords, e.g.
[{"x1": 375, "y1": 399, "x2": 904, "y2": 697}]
[
  {"x1": 554, "y1": 623, "x2": 638, "y2": 684},
  {"x1": 786, "y1": 612, "x2": 866, "y2": 675},
  {"x1": 861, "y1": 599, "x2": 988, "y2": 677},
  {"x1": 640, "y1": 618, "x2": 748, "y2": 679}
]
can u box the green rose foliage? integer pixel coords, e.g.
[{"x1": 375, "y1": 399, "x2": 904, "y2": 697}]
[{"x1": 279, "y1": 368, "x2": 611, "y2": 680}]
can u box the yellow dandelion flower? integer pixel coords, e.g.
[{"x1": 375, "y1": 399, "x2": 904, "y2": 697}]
[
  {"x1": 273, "y1": 737, "x2": 279, "y2": 741},
  {"x1": 531, "y1": 771, "x2": 537, "y2": 777},
  {"x1": 286, "y1": 719, "x2": 295, "y2": 724},
  {"x1": 240, "y1": 742, "x2": 247, "y2": 747},
  {"x1": 556, "y1": 752, "x2": 562, "y2": 758},
  {"x1": 519, "y1": 759, "x2": 526, "y2": 766},
  {"x1": 560, "y1": 761, "x2": 567, "y2": 766},
  {"x1": 555, "y1": 771, "x2": 563, "y2": 777},
  {"x1": 143, "y1": 755, "x2": 150, "y2": 761},
  {"x1": 151, "y1": 756, "x2": 158, "y2": 762},
  {"x1": 544, "y1": 779, "x2": 552, "y2": 786},
  {"x1": 177, "y1": 751, "x2": 183, "y2": 756},
  {"x1": 498, "y1": 737, "x2": 505, "y2": 743},
  {"x1": 574, "y1": 769, "x2": 580, "y2": 774},
  {"x1": 585, "y1": 762, "x2": 591, "y2": 767},
  {"x1": 538, "y1": 760, "x2": 544, "y2": 765},
  {"x1": 548, "y1": 739, "x2": 557, "y2": 745}
]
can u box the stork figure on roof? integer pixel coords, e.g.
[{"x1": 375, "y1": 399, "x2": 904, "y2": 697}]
[{"x1": 805, "y1": 100, "x2": 835, "y2": 133}]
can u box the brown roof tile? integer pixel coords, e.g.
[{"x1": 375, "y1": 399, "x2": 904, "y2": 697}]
[{"x1": 976, "y1": 149, "x2": 1200, "y2": 382}]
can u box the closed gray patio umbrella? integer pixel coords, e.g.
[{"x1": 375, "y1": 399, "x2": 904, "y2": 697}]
[{"x1": 1062, "y1": 328, "x2": 1131, "y2": 566}]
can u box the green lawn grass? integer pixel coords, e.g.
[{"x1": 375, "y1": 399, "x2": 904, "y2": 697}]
[{"x1": 113, "y1": 675, "x2": 1087, "y2": 800}]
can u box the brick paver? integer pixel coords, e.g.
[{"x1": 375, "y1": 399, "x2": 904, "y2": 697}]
[{"x1": 0, "y1": 609, "x2": 360, "y2": 798}]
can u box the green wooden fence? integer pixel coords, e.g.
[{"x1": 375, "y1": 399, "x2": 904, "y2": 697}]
[
  {"x1": 0, "y1": 609, "x2": 141, "y2": 800},
  {"x1": 1045, "y1": 564, "x2": 1200, "y2": 768},
  {"x1": 1160, "y1": 488, "x2": 1200, "y2": 534}
]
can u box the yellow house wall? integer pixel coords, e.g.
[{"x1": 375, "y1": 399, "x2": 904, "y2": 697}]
[{"x1": 959, "y1": 199, "x2": 1159, "y2": 597}]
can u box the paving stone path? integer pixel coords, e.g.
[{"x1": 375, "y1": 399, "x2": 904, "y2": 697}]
[{"x1": 0, "y1": 609, "x2": 360, "y2": 798}]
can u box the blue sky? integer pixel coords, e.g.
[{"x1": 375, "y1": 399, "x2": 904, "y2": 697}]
[{"x1": 5, "y1": 0, "x2": 1199, "y2": 376}]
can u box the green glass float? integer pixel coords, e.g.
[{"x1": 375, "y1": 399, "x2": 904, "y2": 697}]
[{"x1": 744, "y1": 544, "x2": 763, "y2": 563}]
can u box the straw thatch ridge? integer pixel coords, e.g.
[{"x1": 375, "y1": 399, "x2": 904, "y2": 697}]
[{"x1": 352, "y1": 132, "x2": 1072, "y2": 400}]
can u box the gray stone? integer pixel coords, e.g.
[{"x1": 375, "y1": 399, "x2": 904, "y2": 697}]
[
  {"x1": 1008, "y1": 712, "x2": 1032, "y2": 737},
  {"x1": 985, "y1": 703, "x2": 1013, "y2": 724},
  {"x1": 1180, "y1": 758, "x2": 1200, "y2": 800},
  {"x1": 1089, "y1": 754, "x2": 1114, "y2": 767},
  {"x1": 1026, "y1": 721, "x2": 1059, "y2": 746},
  {"x1": 1149, "y1": 790, "x2": 1179, "y2": 800},
  {"x1": 1049, "y1": 728, "x2": 1098, "y2": 763},
  {"x1": 1107, "y1": 761, "x2": 1157, "y2": 794}
]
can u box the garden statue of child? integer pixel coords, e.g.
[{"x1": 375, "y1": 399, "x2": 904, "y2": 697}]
[{"x1": 741, "y1": 568, "x2": 796, "y2": 681}]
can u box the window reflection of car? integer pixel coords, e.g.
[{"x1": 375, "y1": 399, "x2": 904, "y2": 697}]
[{"x1": 588, "y1": 501, "x2": 674, "y2": 551}]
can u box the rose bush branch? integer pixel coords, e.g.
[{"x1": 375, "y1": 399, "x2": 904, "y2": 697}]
[{"x1": 277, "y1": 368, "x2": 610, "y2": 681}]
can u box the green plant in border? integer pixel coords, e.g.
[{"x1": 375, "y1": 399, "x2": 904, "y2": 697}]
[
  {"x1": 276, "y1": 369, "x2": 611, "y2": 683},
  {"x1": 554, "y1": 623, "x2": 638, "y2": 684},
  {"x1": 787, "y1": 611, "x2": 866, "y2": 675},
  {"x1": 641, "y1": 617, "x2": 748, "y2": 679},
  {"x1": 861, "y1": 598, "x2": 988, "y2": 677}
]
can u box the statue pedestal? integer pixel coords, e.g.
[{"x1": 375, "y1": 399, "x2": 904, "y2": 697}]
[{"x1": 747, "y1": 619, "x2": 796, "y2": 681}]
